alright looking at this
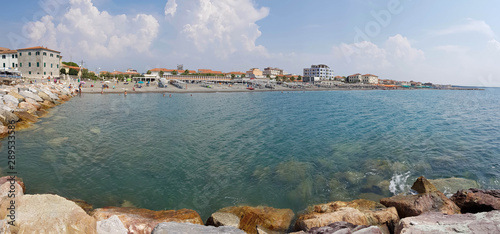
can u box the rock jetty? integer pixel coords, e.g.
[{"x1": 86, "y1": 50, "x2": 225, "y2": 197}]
[{"x1": 0, "y1": 81, "x2": 77, "y2": 138}]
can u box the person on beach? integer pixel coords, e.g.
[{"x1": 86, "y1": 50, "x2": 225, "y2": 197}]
[
  {"x1": 78, "y1": 83, "x2": 82, "y2": 95},
  {"x1": 124, "y1": 90, "x2": 127, "y2": 96}
]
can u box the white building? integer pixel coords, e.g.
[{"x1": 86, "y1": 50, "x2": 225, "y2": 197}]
[
  {"x1": 0, "y1": 47, "x2": 18, "y2": 70},
  {"x1": 303, "y1": 64, "x2": 334, "y2": 83},
  {"x1": 17, "y1": 46, "x2": 61, "y2": 79},
  {"x1": 361, "y1": 74, "x2": 379, "y2": 84},
  {"x1": 263, "y1": 67, "x2": 283, "y2": 78}
]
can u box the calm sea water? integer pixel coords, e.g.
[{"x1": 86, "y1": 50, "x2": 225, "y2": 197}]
[{"x1": 2, "y1": 89, "x2": 500, "y2": 219}]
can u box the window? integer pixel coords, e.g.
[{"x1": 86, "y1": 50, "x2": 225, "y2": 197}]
[
  {"x1": 56, "y1": 55, "x2": 59, "y2": 58},
  {"x1": 2, "y1": 63, "x2": 4, "y2": 68},
  {"x1": 50, "y1": 54, "x2": 53, "y2": 57},
  {"x1": 12, "y1": 54, "x2": 15, "y2": 59},
  {"x1": 1, "y1": 55, "x2": 4, "y2": 59},
  {"x1": 20, "y1": 63, "x2": 22, "y2": 67},
  {"x1": 57, "y1": 64, "x2": 59, "y2": 68},
  {"x1": 37, "y1": 62, "x2": 40, "y2": 67},
  {"x1": 15, "y1": 54, "x2": 17, "y2": 58},
  {"x1": 51, "y1": 64, "x2": 53, "y2": 68},
  {"x1": 43, "y1": 52, "x2": 47, "y2": 56},
  {"x1": 12, "y1": 63, "x2": 15, "y2": 67},
  {"x1": 29, "y1": 71, "x2": 31, "y2": 75},
  {"x1": 19, "y1": 53, "x2": 22, "y2": 56},
  {"x1": 29, "y1": 62, "x2": 31, "y2": 67},
  {"x1": 44, "y1": 63, "x2": 46, "y2": 67},
  {"x1": 36, "y1": 52, "x2": 40, "y2": 56},
  {"x1": 28, "y1": 52, "x2": 31, "y2": 56},
  {"x1": 44, "y1": 72, "x2": 46, "y2": 75}
]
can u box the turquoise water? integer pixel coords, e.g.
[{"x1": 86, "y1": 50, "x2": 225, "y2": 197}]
[{"x1": 2, "y1": 89, "x2": 500, "y2": 219}]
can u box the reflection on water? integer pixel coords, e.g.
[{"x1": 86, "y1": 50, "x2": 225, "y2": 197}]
[{"x1": 1, "y1": 89, "x2": 500, "y2": 219}]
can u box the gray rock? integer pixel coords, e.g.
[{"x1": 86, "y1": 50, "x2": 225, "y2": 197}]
[
  {"x1": 2, "y1": 95, "x2": 19, "y2": 108},
  {"x1": 206, "y1": 212, "x2": 240, "y2": 228},
  {"x1": 152, "y1": 222, "x2": 246, "y2": 234},
  {"x1": 0, "y1": 109, "x2": 19, "y2": 125},
  {"x1": 395, "y1": 211, "x2": 500, "y2": 234},
  {"x1": 308, "y1": 222, "x2": 383, "y2": 234},
  {"x1": 97, "y1": 215, "x2": 127, "y2": 234},
  {"x1": 19, "y1": 91, "x2": 43, "y2": 102}
]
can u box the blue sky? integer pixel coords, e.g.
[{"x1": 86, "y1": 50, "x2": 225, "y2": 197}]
[{"x1": 2, "y1": 0, "x2": 500, "y2": 86}]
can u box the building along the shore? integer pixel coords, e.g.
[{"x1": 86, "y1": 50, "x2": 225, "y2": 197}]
[
  {"x1": 263, "y1": 67, "x2": 284, "y2": 78},
  {"x1": 0, "y1": 47, "x2": 18, "y2": 70},
  {"x1": 246, "y1": 68, "x2": 264, "y2": 79},
  {"x1": 362, "y1": 74, "x2": 379, "y2": 84},
  {"x1": 17, "y1": 46, "x2": 61, "y2": 79},
  {"x1": 303, "y1": 64, "x2": 334, "y2": 83}
]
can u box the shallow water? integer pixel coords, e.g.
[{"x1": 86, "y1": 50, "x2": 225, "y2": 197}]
[{"x1": 2, "y1": 89, "x2": 500, "y2": 219}]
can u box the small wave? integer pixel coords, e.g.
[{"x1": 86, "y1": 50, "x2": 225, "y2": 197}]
[{"x1": 389, "y1": 171, "x2": 411, "y2": 195}]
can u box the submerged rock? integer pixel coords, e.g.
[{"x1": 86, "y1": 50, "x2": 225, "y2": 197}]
[
  {"x1": 380, "y1": 176, "x2": 460, "y2": 218},
  {"x1": 92, "y1": 207, "x2": 203, "y2": 234},
  {"x1": 152, "y1": 222, "x2": 246, "y2": 234},
  {"x1": 395, "y1": 211, "x2": 500, "y2": 234},
  {"x1": 207, "y1": 206, "x2": 295, "y2": 234},
  {"x1": 429, "y1": 177, "x2": 479, "y2": 194},
  {"x1": 295, "y1": 199, "x2": 399, "y2": 232},
  {"x1": 70, "y1": 199, "x2": 94, "y2": 215},
  {"x1": 451, "y1": 189, "x2": 500, "y2": 213},
  {"x1": 0, "y1": 194, "x2": 97, "y2": 233},
  {"x1": 14, "y1": 111, "x2": 38, "y2": 123}
]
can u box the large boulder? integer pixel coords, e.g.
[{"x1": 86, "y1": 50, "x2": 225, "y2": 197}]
[
  {"x1": 0, "y1": 109, "x2": 19, "y2": 125},
  {"x1": 294, "y1": 199, "x2": 398, "y2": 232},
  {"x1": 7, "y1": 92, "x2": 24, "y2": 102},
  {"x1": 40, "y1": 100, "x2": 56, "y2": 109},
  {"x1": 152, "y1": 222, "x2": 246, "y2": 234},
  {"x1": 2, "y1": 95, "x2": 19, "y2": 109},
  {"x1": 24, "y1": 98, "x2": 42, "y2": 110},
  {"x1": 14, "y1": 111, "x2": 38, "y2": 123},
  {"x1": 451, "y1": 189, "x2": 500, "y2": 213},
  {"x1": 380, "y1": 176, "x2": 460, "y2": 218},
  {"x1": 37, "y1": 91, "x2": 52, "y2": 101},
  {"x1": 0, "y1": 194, "x2": 97, "y2": 233},
  {"x1": 92, "y1": 207, "x2": 203, "y2": 234},
  {"x1": 97, "y1": 215, "x2": 128, "y2": 234},
  {"x1": 18, "y1": 102, "x2": 37, "y2": 114},
  {"x1": 0, "y1": 176, "x2": 26, "y2": 194},
  {"x1": 395, "y1": 211, "x2": 500, "y2": 234},
  {"x1": 206, "y1": 206, "x2": 295, "y2": 234},
  {"x1": 19, "y1": 91, "x2": 43, "y2": 102}
]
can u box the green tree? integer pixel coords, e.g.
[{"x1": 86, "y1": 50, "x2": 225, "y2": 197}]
[
  {"x1": 172, "y1": 70, "x2": 178, "y2": 75},
  {"x1": 290, "y1": 77, "x2": 295, "y2": 82},
  {"x1": 298, "y1": 75, "x2": 302, "y2": 81},
  {"x1": 183, "y1": 69, "x2": 189, "y2": 75},
  {"x1": 275, "y1": 76, "x2": 280, "y2": 82},
  {"x1": 231, "y1": 74, "x2": 236, "y2": 79},
  {"x1": 69, "y1": 68, "x2": 78, "y2": 76},
  {"x1": 146, "y1": 70, "x2": 152, "y2": 74},
  {"x1": 266, "y1": 74, "x2": 270, "y2": 78},
  {"x1": 159, "y1": 71, "x2": 164, "y2": 77},
  {"x1": 60, "y1": 68, "x2": 66, "y2": 75},
  {"x1": 62, "y1": 61, "x2": 79, "y2": 67},
  {"x1": 241, "y1": 74, "x2": 246, "y2": 78}
]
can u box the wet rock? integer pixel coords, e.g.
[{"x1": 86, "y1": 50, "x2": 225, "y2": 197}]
[
  {"x1": 97, "y1": 215, "x2": 127, "y2": 234},
  {"x1": 451, "y1": 189, "x2": 500, "y2": 213},
  {"x1": 25, "y1": 98, "x2": 42, "y2": 110},
  {"x1": 152, "y1": 222, "x2": 246, "y2": 234},
  {"x1": 380, "y1": 192, "x2": 460, "y2": 218},
  {"x1": 40, "y1": 100, "x2": 56, "y2": 109},
  {"x1": 92, "y1": 207, "x2": 203, "y2": 234},
  {"x1": 70, "y1": 199, "x2": 94, "y2": 215},
  {"x1": 14, "y1": 111, "x2": 38, "y2": 123},
  {"x1": 308, "y1": 221, "x2": 383, "y2": 234},
  {"x1": 19, "y1": 90, "x2": 43, "y2": 102},
  {"x1": 0, "y1": 110, "x2": 19, "y2": 125},
  {"x1": 411, "y1": 176, "x2": 438, "y2": 194},
  {"x1": 395, "y1": 211, "x2": 500, "y2": 234},
  {"x1": 429, "y1": 177, "x2": 479, "y2": 194},
  {"x1": 0, "y1": 194, "x2": 97, "y2": 233},
  {"x1": 18, "y1": 102, "x2": 37, "y2": 114},
  {"x1": 207, "y1": 206, "x2": 295, "y2": 234},
  {"x1": 59, "y1": 94, "x2": 70, "y2": 101},
  {"x1": 0, "y1": 126, "x2": 8, "y2": 138},
  {"x1": 295, "y1": 199, "x2": 398, "y2": 232}
]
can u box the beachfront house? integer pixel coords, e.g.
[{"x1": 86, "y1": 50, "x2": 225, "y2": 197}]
[
  {"x1": 263, "y1": 67, "x2": 284, "y2": 78},
  {"x1": 362, "y1": 74, "x2": 379, "y2": 84},
  {"x1": 0, "y1": 47, "x2": 18, "y2": 70},
  {"x1": 17, "y1": 46, "x2": 61, "y2": 79},
  {"x1": 303, "y1": 64, "x2": 334, "y2": 83},
  {"x1": 246, "y1": 68, "x2": 264, "y2": 79}
]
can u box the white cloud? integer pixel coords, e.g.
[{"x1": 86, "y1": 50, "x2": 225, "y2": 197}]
[
  {"x1": 488, "y1": 39, "x2": 500, "y2": 51},
  {"x1": 332, "y1": 34, "x2": 423, "y2": 73},
  {"x1": 23, "y1": 0, "x2": 159, "y2": 58},
  {"x1": 164, "y1": 0, "x2": 177, "y2": 18},
  {"x1": 171, "y1": 0, "x2": 270, "y2": 59},
  {"x1": 436, "y1": 19, "x2": 495, "y2": 38}
]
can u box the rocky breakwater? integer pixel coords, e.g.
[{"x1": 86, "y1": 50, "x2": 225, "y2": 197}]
[{"x1": 0, "y1": 82, "x2": 76, "y2": 137}]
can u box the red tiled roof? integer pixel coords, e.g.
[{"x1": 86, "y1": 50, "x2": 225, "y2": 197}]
[
  {"x1": 17, "y1": 46, "x2": 60, "y2": 53},
  {"x1": 363, "y1": 74, "x2": 378, "y2": 77},
  {"x1": 0, "y1": 47, "x2": 17, "y2": 54}
]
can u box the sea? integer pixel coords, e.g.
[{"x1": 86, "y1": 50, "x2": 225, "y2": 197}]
[{"x1": 2, "y1": 88, "x2": 499, "y2": 219}]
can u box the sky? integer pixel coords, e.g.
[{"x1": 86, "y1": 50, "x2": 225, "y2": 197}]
[{"x1": 2, "y1": 0, "x2": 500, "y2": 86}]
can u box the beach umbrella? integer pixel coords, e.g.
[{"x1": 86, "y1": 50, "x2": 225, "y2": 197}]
[
  {"x1": 104, "y1": 81, "x2": 111, "y2": 83},
  {"x1": 138, "y1": 81, "x2": 144, "y2": 84},
  {"x1": 80, "y1": 81, "x2": 86, "y2": 84}
]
